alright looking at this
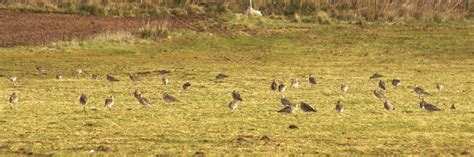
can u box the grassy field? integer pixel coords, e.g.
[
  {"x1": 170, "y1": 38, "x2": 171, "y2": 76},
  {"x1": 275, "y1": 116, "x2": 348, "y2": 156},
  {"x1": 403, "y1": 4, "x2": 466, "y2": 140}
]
[{"x1": 0, "y1": 18, "x2": 473, "y2": 155}]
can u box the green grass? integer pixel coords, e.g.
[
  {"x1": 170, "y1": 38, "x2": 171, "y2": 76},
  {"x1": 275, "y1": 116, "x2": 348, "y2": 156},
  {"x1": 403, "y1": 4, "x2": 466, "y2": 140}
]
[{"x1": 0, "y1": 21, "x2": 473, "y2": 155}]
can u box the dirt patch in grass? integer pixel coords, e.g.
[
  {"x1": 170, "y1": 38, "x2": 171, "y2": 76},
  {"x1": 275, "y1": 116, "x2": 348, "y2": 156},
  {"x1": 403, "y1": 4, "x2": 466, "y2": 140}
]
[{"x1": 0, "y1": 9, "x2": 209, "y2": 47}]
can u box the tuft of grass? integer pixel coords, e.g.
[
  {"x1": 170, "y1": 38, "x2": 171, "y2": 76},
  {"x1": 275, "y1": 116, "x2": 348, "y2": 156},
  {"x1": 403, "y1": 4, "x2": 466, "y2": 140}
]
[
  {"x1": 171, "y1": 7, "x2": 187, "y2": 16},
  {"x1": 139, "y1": 23, "x2": 169, "y2": 40},
  {"x1": 78, "y1": 3, "x2": 103, "y2": 15},
  {"x1": 290, "y1": 12, "x2": 302, "y2": 23},
  {"x1": 186, "y1": 4, "x2": 205, "y2": 15}
]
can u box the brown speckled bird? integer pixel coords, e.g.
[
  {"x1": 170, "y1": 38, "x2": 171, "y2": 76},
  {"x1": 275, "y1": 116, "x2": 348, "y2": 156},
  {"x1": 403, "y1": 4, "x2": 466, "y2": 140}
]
[
  {"x1": 104, "y1": 96, "x2": 114, "y2": 110},
  {"x1": 79, "y1": 93, "x2": 88, "y2": 111},
  {"x1": 419, "y1": 98, "x2": 441, "y2": 112},
  {"x1": 163, "y1": 92, "x2": 178, "y2": 104},
  {"x1": 341, "y1": 84, "x2": 348, "y2": 93},
  {"x1": 9, "y1": 92, "x2": 19, "y2": 109},
  {"x1": 379, "y1": 80, "x2": 386, "y2": 90},
  {"x1": 436, "y1": 83, "x2": 444, "y2": 92},
  {"x1": 278, "y1": 83, "x2": 286, "y2": 92},
  {"x1": 232, "y1": 90, "x2": 243, "y2": 101},
  {"x1": 129, "y1": 74, "x2": 140, "y2": 81},
  {"x1": 138, "y1": 96, "x2": 151, "y2": 107},
  {"x1": 271, "y1": 79, "x2": 278, "y2": 91},
  {"x1": 36, "y1": 65, "x2": 47, "y2": 74},
  {"x1": 290, "y1": 79, "x2": 299, "y2": 89},
  {"x1": 384, "y1": 100, "x2": 395, "y2": 111},
  {"x1": 106, "y1": 74, "x2": 119, "y2": 82},
  {"x1": 335, "y1": 100, "x2": 344, "y2": 112},
  {"x1": 162, "y1": 77, "x2": 170, "y2": 85},
  {"x1": 373, "y1": 90, "x2": 386, "y2": 99},
  {"x1": 228, "y1": 100, "x2": 239, "y2": 111},
  {"x1": 133, "y1": 90, "x2": 142, "y2": 100},
  {"x1": 278, "y1": 104, "x2": 295, "y2": 114},
  {"x1": 216, "y1": 74, "x2": 228, "y2": 80},
  {"x1": 280, "y1": 96, "x2": 292, "y2": 107},
  {"x1": 300, "y1": 102, "x2": 316, "y2": 112},
  {"x1": 414, "y1": 85, "x2": 429, "y2": 98},
  {"x1": 369, "y1": 73, "x2": 383, "y2": 80},
  {"x1": 308, "y1": 74, "x2": 317, "y2": 85},
  {"x1": 391, "y1": 79, "x2": 401, "y2": 87},
  {"x1": 183, "y1": 81, "x2": 191, "y2": 91},
  {"x1": 55, "y1": 74, "x2": 62, "y2": 80}
]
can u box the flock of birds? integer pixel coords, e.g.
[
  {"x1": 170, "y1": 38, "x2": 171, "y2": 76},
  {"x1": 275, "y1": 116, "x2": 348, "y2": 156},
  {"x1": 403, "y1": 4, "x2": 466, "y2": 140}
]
[{"x1": 5, "y1": 65, "x2": 457, "y2": 113}]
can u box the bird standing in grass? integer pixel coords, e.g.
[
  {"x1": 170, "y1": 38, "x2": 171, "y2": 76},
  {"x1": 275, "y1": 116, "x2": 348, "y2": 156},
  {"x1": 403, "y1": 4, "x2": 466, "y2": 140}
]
[
  {"x1": 391, "y1": 79, "x2": 401, "y2": 87},
  {"x1": 373, "y1": 90, "x2": 386, "y2": 99},
  {"x1": 216, "y1": 74, "x2": 228, "y2": 80},
  {"x1": 271, "y1": 79, "x2": 278, "y2": 91},
  {"x1": 163, "y1": 92, "x2": 178, "y2": 105},
  {"x1": 162, "y1": 77, "x2": 170, "y2": 85},
  {"x1": 335, "y1": 100, "x2": 344, "y2": 112},
  {"x1": 9, "y1": 76, "x2": 17, "y2": 82},
  {"x1": 300, "y1": 102, "x2": 316, "y2": 112},
  {"x1": 280, "y1": 96, "x2": 292, "y2": 107},
  {"x1": 9, "y1": 92, "x2": 18, "y2": 109},
  {"x1": 450, "y1": 104, "x2": 456, "y2": 110},
  {"x1": 278, "y1": 83, "x2": 286, "y2": 93},
  {"x1": 278, "y1": 104, "x2": 295, "y2": 114},
  {"x1": 369, "y1": 73, "x2": 383, "y2": 80},
  {"x1": 341, "y1": 84, "x2": 349, "y2": 93},
  {"x1": 384, "y1": 100, "x2": 395, "y2": 111},
  {"x1": 91, "y1": 74, "x2": 99, "y2": 80},
  {"x1": 414, "y1": 85, "x2": 429, "y2": 98},
  {"x1": 106, "y1": 74, "x2": 119, "y2": 82},
  {"x1": 436, "y1": 83, "x2": 444, "y2": 92},
  {"x1": 55, "y1": 74, "x2": 62, "y2": 80},
  {"x1": 183, "y1": 81, "x2": 191, "y2": 91},
  {"x1": 129, "y1": 74, "x2": 140, "y2": 81},
  {"x1": 104, "y1": 96, "x2": 114, "y2": 110},
  {"x1": 36, "y1": 65, "x2": 46, "y2": 74},
  {"x1": 232, "y1": 90, "x2": 243, "y2": 101},
  {"x1": 228, "y1": 100, "x2": 239, "y2": 112},
  {"x1": 138, "y1": 96, "x2": 151, "y2": 107},
  {"x1": 379, "y1": 80, "x2": 386, "y2": 90},
  {"x1": 133, "y1": 90, "x2": 142, "y2": 99},
  {"x1": 308, "y1": 75, "x2": 317, "y2": 85},
  {"x1": 75, "y1": 69, "x2": 83, "y2": 76},
  {"x1": 419, "y1": 98, "x2": 441, "y2": 112},
  {"x1": 290, "y1": 79, "x2": 299, "y2": 89},
  {"x1": 80, "y1": 93, "x2": 88, "y2": 111}
]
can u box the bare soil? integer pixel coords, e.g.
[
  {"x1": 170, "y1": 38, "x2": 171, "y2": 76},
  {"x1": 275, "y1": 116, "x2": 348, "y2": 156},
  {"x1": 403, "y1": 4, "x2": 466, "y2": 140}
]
[{"x1": 0, "y1": 9, "x2": 208, "y2": 47}]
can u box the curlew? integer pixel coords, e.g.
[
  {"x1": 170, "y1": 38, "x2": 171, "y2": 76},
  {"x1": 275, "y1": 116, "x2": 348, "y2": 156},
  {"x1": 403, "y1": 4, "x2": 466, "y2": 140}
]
[
  {"x1": 341, "y1": 84, "x2": 349, "y2": 93},
  {"x1": 104, "y1": 96, "x2": 114, "y2": 110},
  {"x1": 379, "y1": 80, "x2": 386, "y2": 90},
  {"x1": 384, "y1": 100, "x2": 395, "y2": 110},
  {"x1": 300, "y1": 102, "x2": 316, "y2": 112},
  {"x1": 335, "y1": 100, "x2": 344, "y2": 112},
  {"x1": 162, "y1": 77, "x2": 170, "y2": 85},
  {"x1": 228, "y1": 100, "x2": 239, "y2": 112},
  {"x1": 106, "y1": 74, "x2": 119, "y2": 82},
  {"x1": 163, "y1": 92, "x2": 178, "y2": 105},
  {"x1": 9, "y1": 92, "x2": 19, "y2": 109},
  {"x1": 271, "y1": 79, "x2": 278, "y2": 91},
  {"x1": 80, "y1": 93, "x2": 88, "y2": 111},
  {"x1": 183, "y1": 81, "x2": 191, "y2": 91},
  {"x1": 232, "y1": 90, "x2": 243, "y2": 101},
  {"x1": 308, "y1": 74, "x2": 317, "y2": 85},
  {"x1": 391, "y1": 79, "x2": 401, "y2": 87},
  {"x1": 290, "y1": 79, "x2": 299, "y2": 89}
]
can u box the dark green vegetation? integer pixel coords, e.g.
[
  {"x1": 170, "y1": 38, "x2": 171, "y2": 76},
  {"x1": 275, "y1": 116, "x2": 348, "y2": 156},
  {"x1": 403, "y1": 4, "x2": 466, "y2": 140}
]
[{"x1": 0, "y1": 18, "x2": 473, "y2": 155}]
